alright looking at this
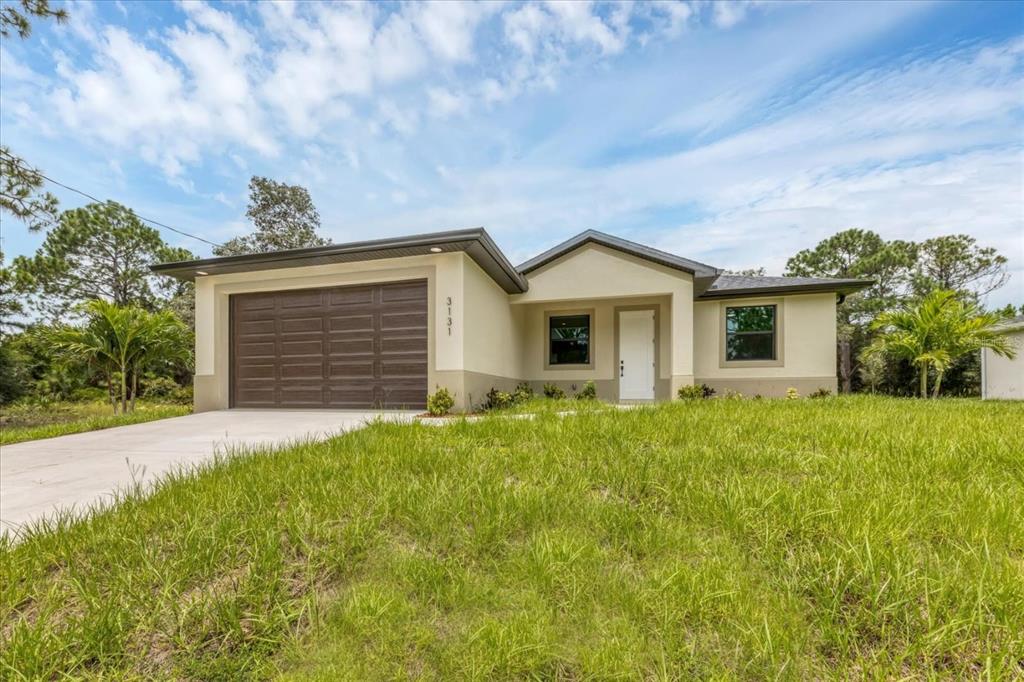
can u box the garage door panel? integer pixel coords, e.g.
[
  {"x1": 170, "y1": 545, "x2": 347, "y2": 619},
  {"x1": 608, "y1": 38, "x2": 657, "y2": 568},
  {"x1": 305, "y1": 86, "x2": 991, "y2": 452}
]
[
  {"x1": 237, "y1": 363, "x2": 276, "y2": 379},
  {"x1": 232, "y1": 280, "x2": 427, "y2": 409},
  {"x1": 238, "y1": 319, "x2": 276, "y2": 335},
  {"x1": 280, "y1": 362, "x2": 324, "y2": 379},
  {"x1": 329, "y1": 338, "x2": 374, "y2": 355},
  {"x1": 380, "y1": 386, "x2": 429, "y2": 408},
  {"x1": 330, "y1": 287, "x2": 375, "y2": 305},
  {"x1": 236, "y1": 296, "x2": 275, "y2": 311},
  {"x1": 381, "y1": 282, "x2": 428, "y2": 302},
  {"x1": 325, "y1": 388, "x2": 377, "y2": 408},
  {"x1": 382, "y1": 311, "x2": 428, "y2": 330},
  {"x1": 280, "y1": 317, "x2": 323, "y2": 333},
  {"x1": 381, "y1": 360, "x2": 428, "y2": 378},
  {"x1": 380, "y1": 336, "x2": 426, "y2": 354},
  {"x1": 329, "y1": 314, "x2": 375, "y2": 332},
  {"x1": 238, "y1": 341, "x2": 276, "y2": 357},
  {"x1": 329, "y1": 361, "x2": 375, "y2": 379},
  {"x1": 279, "y1": 290, "x2": 324, "y2": 308},
  {"x1": 281, "y1": 340, "x2": 323, "y2": 356},
  {"x1": 279, "y1": 388, "x2": 326, "y2": 406},
  {"x1": 235, "y1": 387, "x2": 276, "y2": 405}
]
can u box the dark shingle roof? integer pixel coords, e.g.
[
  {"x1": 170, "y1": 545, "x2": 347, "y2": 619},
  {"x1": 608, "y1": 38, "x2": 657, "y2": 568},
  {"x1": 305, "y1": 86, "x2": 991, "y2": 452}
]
[
  {"x1": 152, "y1": 225, "x2": 875, "y2": 300},
  {"x1": 151, "y1": 228, "x2": 529, "y2": 293},
  {"x1": 699, "y1": 274, "x2": 874, "y2": 299}
]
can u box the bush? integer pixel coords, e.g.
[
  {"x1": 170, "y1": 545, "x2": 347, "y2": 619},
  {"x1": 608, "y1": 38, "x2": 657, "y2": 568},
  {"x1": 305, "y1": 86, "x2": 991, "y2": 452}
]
[
  {"x1": 70, "y1": 387, "x2": 108, "y2": 402},
  {"x1": 0, "y1": 342, "x2": 28, "y2": 405},
  {"x1": 542, "y1": 382, "x2": 565, "y2": 399},
  {"x1": 677, "y1": 384, "x2": 702, "y2": 400},
  {"x1": 141, "y1": 377, "x2": 192, "y2": 404},
  {"x1": 483, "y1": 388, "x2": 515, "y2": 411},
  {"x1": 809, "y1": 387, "x2": 832, "y2": 399},
  {"x1": 786, "y1": 387, "x2": 800, "y2": 400},
  {"x1": 426, "y1": 387, "x2": 455, "y2": 416},
  {"x1": 513, "y1": 381, "x2": 534, "y2": 403},
  {"x1": 721, "y1": 389, "x2": 745, "y2": 400},
  {"x1": 576, "y1": 380, "x2": 597, "y2": 400},
  {"x1": 142, "y1": 377, "x2": 182, "y2": 399},
  {"x1": 677, "y1": 384, "x2": 715, "y2": 400}
]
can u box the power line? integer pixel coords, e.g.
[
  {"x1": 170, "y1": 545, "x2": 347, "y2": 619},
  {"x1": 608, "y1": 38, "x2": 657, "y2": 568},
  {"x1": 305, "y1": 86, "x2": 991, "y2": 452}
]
[{"x1": 4, "y1": 155, "x2": 223, "y2": 248}]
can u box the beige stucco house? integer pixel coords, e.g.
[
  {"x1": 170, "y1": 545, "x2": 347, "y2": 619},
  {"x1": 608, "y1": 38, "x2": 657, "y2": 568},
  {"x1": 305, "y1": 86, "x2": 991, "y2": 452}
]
[
  {"x1": 981, "y1": 315, "x2": 1024, "y2": 400},
  {"x1": 153, "y1": 229, "x2": 871, "y2": 412}
]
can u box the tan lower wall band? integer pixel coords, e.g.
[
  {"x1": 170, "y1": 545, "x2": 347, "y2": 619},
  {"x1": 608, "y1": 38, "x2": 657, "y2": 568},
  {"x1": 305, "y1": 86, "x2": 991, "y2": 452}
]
[
  {"x1": 694, "y1": 376, "x2": 837, "y2": 398},
  {"x1": 195, "y1": 370, "x2": 840, "y2": 413}
]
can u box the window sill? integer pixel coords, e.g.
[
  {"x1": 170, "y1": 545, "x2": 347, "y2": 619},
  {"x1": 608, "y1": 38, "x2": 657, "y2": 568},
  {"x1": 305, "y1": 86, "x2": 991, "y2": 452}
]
[{"x1": 719, "y1": 358, "x2": 784, "y2": 369}]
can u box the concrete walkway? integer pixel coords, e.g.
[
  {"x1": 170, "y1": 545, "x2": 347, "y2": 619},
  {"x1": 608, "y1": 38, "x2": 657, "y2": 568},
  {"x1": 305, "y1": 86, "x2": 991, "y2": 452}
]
[{"x1": 0, "y1": 409, "x2": 416, "y2": 533}]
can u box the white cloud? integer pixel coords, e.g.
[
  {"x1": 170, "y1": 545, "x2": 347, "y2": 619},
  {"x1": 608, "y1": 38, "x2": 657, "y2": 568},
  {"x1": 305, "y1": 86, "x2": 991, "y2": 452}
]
[
  {"x1": 427, "y1": 87, "x2": 469, "y2": 118},
  {"x1": 167, "y1": 3, "x2": 275, "y2": 154},
  {"x1": 408, "y1": 1, "x2": 493, "y2": 63},
  {"x1": 504, "y1": 3, "x2": 548, "y2": 57},
  {"x1": 545, "y1": 0, "x2": 628, "y2": 55},
  {"x1": 376, "y1": 99, "x2": 419, "y2": 135},
  {"x1": 49, "y1": 7, "x2": 278, "y2": 179},
  {"x1": 374, "y1": 13, "x2": 426, "y2": 81},
  {"x1": 647, "y1": 1, "x2": 694, "y2": 37},
  {"x1": 0, "y1": 46, "x2": 35, "y2": 81},
  {"x1": 712, "y1": 1, "x2": 750, "y2": 29}
]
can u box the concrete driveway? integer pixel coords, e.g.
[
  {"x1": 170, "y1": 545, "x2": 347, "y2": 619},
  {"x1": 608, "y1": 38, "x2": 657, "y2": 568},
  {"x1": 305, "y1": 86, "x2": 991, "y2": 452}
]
[{"x1": 0, "y1": 409, "x2": 416, "y2": 533}]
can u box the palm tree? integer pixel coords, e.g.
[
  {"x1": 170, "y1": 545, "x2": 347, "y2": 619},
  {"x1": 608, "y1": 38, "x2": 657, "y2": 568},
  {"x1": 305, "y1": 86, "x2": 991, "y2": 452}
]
[
  {"x1": 51, "y1": 300, "x2": 191, "y2": 413},
  {"x1": 927, "y1": 295, "x2": 1016, "y2": 397},
  {"x1": 865, "y1": 290, "x2": 1016, "y2": 398},
  {"x1": 127, "y1": 309, "x2": 191, "y2": 411}
]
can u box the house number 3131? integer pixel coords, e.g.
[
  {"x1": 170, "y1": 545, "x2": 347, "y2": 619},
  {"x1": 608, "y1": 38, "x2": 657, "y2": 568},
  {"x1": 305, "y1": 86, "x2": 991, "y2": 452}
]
[{"x1": 446, "y1": 296, "x2": 453, "y2": 336}]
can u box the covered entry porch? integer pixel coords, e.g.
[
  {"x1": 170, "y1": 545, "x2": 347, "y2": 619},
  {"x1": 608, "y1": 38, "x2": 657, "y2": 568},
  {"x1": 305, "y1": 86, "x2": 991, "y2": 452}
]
[{"x1": 512, "y1": 295, "x2": 688, "y2": 402}]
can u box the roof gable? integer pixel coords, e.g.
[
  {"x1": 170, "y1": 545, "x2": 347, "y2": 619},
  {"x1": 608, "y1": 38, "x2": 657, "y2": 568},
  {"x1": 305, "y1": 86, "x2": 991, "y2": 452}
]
[{"x1": 517, "y1": 230, "x2": 720, "y2": 279}]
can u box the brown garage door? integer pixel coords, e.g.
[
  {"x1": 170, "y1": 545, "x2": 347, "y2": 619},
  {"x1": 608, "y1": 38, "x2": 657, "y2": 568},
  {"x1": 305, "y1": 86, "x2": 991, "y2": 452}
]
[{"x1": 230, "y1": 280, "x2": 427, "y2": 409}]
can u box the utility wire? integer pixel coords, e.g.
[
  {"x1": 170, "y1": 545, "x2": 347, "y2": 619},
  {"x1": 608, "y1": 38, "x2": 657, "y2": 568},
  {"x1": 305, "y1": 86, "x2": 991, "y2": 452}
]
[{"x1": 4, "y1": 155, "x2": 222, "y2": 248}]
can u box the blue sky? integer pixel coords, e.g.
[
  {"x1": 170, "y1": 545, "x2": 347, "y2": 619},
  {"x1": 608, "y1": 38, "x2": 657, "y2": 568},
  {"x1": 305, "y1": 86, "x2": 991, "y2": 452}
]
[{"x1": 2, "y1": 0, "x2": 1022, "y2": 306}]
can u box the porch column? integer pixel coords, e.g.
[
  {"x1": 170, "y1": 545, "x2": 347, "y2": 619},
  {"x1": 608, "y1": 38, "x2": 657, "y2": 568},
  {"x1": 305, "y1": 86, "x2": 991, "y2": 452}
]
[{"x1": 670, "y1": 285, "x2": 695, "y2": 397}]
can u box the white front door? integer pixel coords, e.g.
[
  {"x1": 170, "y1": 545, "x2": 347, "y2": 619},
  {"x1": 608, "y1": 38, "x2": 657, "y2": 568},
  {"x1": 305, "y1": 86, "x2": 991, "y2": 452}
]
[{"x1": 618, "y1": 310, "x2": 655, "y2": 400}]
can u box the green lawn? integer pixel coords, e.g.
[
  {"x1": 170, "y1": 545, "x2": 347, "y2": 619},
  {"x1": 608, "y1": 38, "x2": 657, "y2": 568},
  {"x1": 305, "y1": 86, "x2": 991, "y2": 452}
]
[
  {"x1": 0, "y1": 400, "x2": 191, "y2": 446},
  {"x1": 1, "y1": 397, "x2": 1021, "y2": 679}
]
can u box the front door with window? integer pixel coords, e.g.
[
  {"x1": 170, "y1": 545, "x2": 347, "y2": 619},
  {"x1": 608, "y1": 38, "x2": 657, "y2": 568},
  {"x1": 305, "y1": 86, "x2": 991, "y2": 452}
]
[{"x1": 618, "y1": 310, "x2": 655, "y2": 400}]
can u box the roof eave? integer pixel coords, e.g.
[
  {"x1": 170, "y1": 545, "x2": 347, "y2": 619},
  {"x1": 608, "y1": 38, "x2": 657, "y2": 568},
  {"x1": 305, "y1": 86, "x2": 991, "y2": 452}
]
[
  {"x1": 150, "y1": 228, "x2": 529, "y2": 294},
  {"x1": 698, "y1": 279, "x2": 875, "y2": 299}
]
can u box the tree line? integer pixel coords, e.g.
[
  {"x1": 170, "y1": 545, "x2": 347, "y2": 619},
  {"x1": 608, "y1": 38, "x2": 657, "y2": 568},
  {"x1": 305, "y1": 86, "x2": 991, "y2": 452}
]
[{"x1": 784, "y1": 229, "x2": 1018, "y2": 396}]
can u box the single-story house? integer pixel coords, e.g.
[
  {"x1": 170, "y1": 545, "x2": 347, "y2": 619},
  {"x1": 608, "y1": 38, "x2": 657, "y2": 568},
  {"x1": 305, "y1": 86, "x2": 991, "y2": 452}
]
[
  {"x1": 152, "y1": 229, "x2": 872, "y2": 412},
  {"x1": 981, "y1": 315, "x2": 1024, "y2": 400}
]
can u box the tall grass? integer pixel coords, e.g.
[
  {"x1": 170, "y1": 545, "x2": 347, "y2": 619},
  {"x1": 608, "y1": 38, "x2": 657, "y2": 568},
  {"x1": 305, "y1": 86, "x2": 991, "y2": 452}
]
[
  {"x1": 0, "y1": 402, "x2": 191, "y2": 446},
  {"x1": 1, "y1": 396, "x2": 1021, "y2": 679}
]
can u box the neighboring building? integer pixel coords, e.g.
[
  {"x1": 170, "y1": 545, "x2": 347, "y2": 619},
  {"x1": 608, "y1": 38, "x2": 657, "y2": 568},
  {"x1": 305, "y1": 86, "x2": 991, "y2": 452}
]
[
  {"x1": 153, "y1": 229, "x2": 871, "y2": 412},
  {"x1": 981, "y1": 315, "x2": 1024, "y2": 400}
]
